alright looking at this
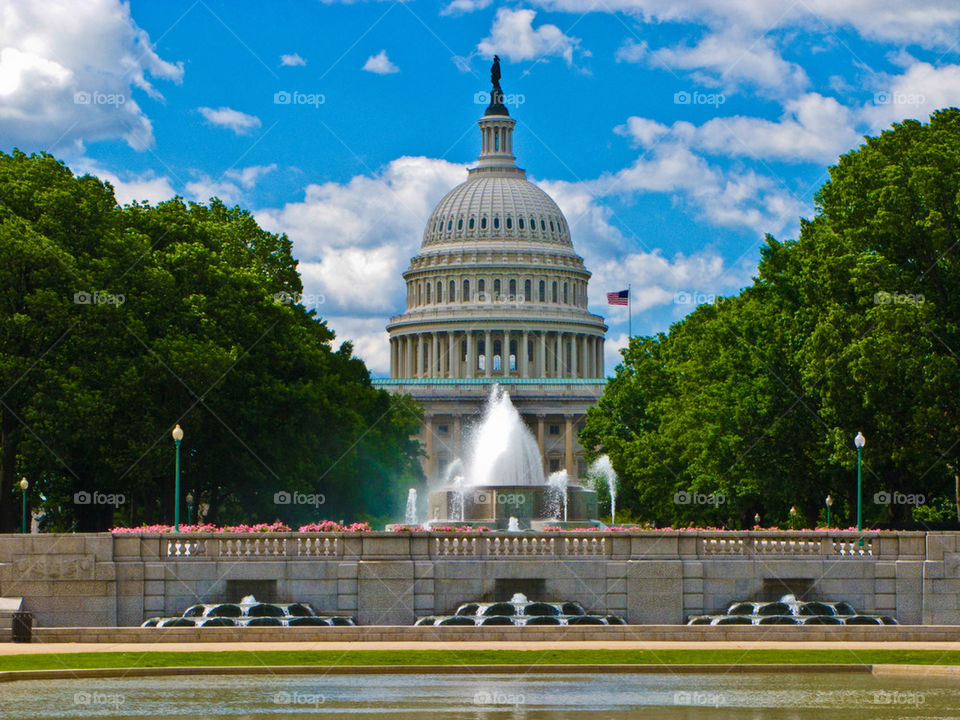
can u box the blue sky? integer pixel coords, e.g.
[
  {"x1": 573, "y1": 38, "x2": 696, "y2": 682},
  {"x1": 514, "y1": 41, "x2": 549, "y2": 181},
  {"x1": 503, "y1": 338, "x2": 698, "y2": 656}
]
[{"x1": 3, "y1": 0, "x2": 960, "y2": 375}]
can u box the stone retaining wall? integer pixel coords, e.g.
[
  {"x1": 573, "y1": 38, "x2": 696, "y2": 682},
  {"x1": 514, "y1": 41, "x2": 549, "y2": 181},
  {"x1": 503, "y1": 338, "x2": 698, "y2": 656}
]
[{"x1": 0, "y1": 531, "x2": 957, "y2": 627}]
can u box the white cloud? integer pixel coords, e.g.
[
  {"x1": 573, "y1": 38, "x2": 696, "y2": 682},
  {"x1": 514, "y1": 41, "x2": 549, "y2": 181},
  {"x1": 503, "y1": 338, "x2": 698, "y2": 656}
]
[
  {"x1": 441, "y1": 0, "x2": 493, "y2": 15},
  {"x1": 73, "y1": 159, "x2": 177, "y2": 206},
  {"x1": 280, "y1": 53, "x2": 307, "y2": 67},
  {"x1": 477, "y1": 8, "x2": 582, "y2": 66},
  {"x1": 861, "y1": 60, "x2": 960, "y2": 131},
  {"x1": 0, "y1": 0, "x2": 183, "y2": 152},
  {"x1": 362, "y1": 50, "x2": 400, "y2": 75},
  {"x1": 224, "y1": 164, "x2": 278, "y2": 188},
  {"x1": 197, "y1": 106, "x2": 261, "y2": 135}
]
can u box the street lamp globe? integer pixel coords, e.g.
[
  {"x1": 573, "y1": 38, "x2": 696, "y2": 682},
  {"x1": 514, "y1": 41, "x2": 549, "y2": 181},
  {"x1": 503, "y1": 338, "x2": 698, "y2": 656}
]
[
  {"x1": 19, "y1": 477, "x2": 28, "y2": 491},
  {"x1": 172, "y1": 424, "x2": 184, "y2": 442},
  {"x1": 825, "y1": 495, "x2": 833, "y2": 507},
  {"x1": 854, "y1": 432, "x2": 865, "y2": 448}
]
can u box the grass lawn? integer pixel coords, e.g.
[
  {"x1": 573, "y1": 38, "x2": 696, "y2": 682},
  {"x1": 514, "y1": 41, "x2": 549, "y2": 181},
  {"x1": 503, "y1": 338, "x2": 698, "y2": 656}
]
[{"x1": 2, "y1": 649, "x2": 960, "y2": 671}]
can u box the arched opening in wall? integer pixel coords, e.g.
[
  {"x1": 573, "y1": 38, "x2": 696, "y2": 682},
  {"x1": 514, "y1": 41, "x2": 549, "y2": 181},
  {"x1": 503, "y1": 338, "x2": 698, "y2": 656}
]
[
  {"x1": 493, "y1": 339, "x2": 502, "y2": 372},
  {"x1": 552, "y1": 281, "x2": 558, "y2": 303},
  {"x1": 494, "y1": 278, "x2": 501, "y2": 299},
  {"x1": 493, "y1": 217, "x2": 500, "y2": 229},
  {"x1": 481, "y1": 217, "x2": 487, "y2": 230},
  {"x1": 463, "y1": 279, "x2": 470, "y2": 302},
  {"x1": 437, "y1": 281, "x2": 443, "y2": 303},
  {"x1": 478, "y1": 279, "x2": 485, "y2": 302},
  {"x1": 518, "y1": 217, "x2": 525, "y2": 229},
  {"x1": 524, "y1": 279, "x2": 531, "y2": 302},
  {"x1": 469, "y1": 217, "x2": 475, "y2": 230},
  {"x1": 457, "y1": 218, "x2": 463, "y2": 230},
  {"x1": 449, "y1": 280, "x2": 456, "y2": 302},
  {"x1": 506, "y1": 216, "x2": 512, "y2": 229},
  {"x1": 509, "y1": 279, "x2": 517, "y2": 299},
  {"x1": 426, "y1": 283, "x2": 431, "y2": 303},
  {"x1": 478, "y1": 339, "x2": 486, "y2": 370},
  {"x1": 563, "y1": 282, "x2": 568, "y2": 304},
  {"x1": 539, "y1": 280, "x2": 545, "y2": 302}
]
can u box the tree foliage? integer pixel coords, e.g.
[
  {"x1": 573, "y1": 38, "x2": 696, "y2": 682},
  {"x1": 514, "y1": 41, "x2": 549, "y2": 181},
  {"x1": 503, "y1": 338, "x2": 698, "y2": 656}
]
[
  {"x1": 0, "y1": 150, "x2": 421, "y2": 532},
  {"x1": 582, "y1": 109, "x2": 960, "y2": 529}
]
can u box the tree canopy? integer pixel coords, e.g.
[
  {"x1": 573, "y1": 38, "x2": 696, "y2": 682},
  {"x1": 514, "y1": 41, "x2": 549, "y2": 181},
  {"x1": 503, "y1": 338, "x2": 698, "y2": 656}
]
[
  {"x1": 0, "y1": 150, "x2": 421, "y2": 532},
  {"x1": 582, "y1": 108, "x2": 960, "y2": 530}
]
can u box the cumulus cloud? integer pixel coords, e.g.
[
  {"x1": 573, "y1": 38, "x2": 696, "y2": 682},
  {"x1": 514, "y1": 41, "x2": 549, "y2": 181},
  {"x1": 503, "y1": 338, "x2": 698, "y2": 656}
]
[
  {"x1": 478, "y1": 8, "x2": 582, "y2": 66},
  {"x1": 362, "y1": 50, "x2": 400, "y2": 75},
  {"x1": 280, "y1": 53, "x2": 307, "y2": 67},
  {"x1": 72, "y1": 159, "x2": 177, "y2": 206},
  {"x1": 441, "y1": 0, "x2": 493, "y2": 15},
  {"x1": 0, "y1": 0, "x2": 183, "y2": 152},
  {"x1": 861, "y1": 60, "x2": 960, "y2": 131},
  {"x1": 197, "y1": 106, "x2": 262, "y2": 135}
]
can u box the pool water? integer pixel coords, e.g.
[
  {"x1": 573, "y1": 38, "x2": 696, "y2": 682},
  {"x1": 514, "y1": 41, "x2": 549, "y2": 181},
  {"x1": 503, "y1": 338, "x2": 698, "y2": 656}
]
[{"x1": 2, "y1": 671, "x2": 958, "y2": 719}]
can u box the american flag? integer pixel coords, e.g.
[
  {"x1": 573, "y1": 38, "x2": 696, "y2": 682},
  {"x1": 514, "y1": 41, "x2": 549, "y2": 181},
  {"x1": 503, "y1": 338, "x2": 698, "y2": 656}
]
[{"x1": 607, "y1": 289, "x2": 629, "y2": 306}]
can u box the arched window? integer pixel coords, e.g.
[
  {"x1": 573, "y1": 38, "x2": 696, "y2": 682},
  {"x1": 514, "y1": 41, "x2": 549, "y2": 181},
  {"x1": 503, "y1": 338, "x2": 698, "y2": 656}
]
[
  {"x1": 509, "y1": 340, "x2": 516, "y2": 371},
  {"x1": 449, "y1": 280, "x2": 456, "y2": 302},
  {"x1": 563, "y1": 282, "x2": 568, "y2": 304},
  {"x1": 417, "y1": 284, "x2": 422, "y2": 305},
  {"x1": 494, "y1": 279, "x2": 501, "y2": 298},
  {"x1": 447, "y1": 219, "x2": 452, "y2": 230},
  {"x1": 478, "y1": 279, "x2": 485, "y2": 300},
  {"x1": 518, "y1": 217, "x2": 525, "y2": 229},
  {"x1": 506, "y1": 216, "x2": 512, "y2": 229},
  {"x1": 437, "y1": 281, "x2": 443, "y2": 303},
  {"x1": 550, "y1": 220, "x2": 555, "y2": 232},
  {"x1": 552, "y1": 281, "x2": 558, "y2": 303},
  {"x1": 481, "y1": 217, "x2": 487, "y2": 230},
  {"x1": 463, "y1": 279, "x2": 470, "y2": 301},
  {"x1": 426, "y1": 283, "x2": 431, "y2": 303},
  {"x1": 539, "y1": 279, "x2": 546, "y2": 302},
  {"x1": 493, "y1": 340, "x2": 502, "y2": 371},
  {"x1": 493, "y1": 217, "x2": 500, "y2": 229},
  {"x1": 469, "y1": 217, "x2": 475, "y2": 229},
  {"x1": 572, "y1": 284, "x2": 577, "y2": 306},
  {"x1": 524, "y1": 279, "x2": 531, "y2": 301},
  {"x1": 530, "y1": 217, "x2": 536, "y2": 231},
  {"x1": 509, "y1": 279, "x2": 517, "y2": 297},
  {"x1": 541, "y1": 219, "x2": 546, "y2": 231},
  {"x1": 457, "y1": 218, "x2": 463, "y2": 230}
]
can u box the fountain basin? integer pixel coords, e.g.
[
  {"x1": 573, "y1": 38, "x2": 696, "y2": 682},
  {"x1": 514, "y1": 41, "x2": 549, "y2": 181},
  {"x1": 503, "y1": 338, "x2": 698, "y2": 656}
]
[{"x1": 428, "y1": 484, "x2": 597, "y2": 529}]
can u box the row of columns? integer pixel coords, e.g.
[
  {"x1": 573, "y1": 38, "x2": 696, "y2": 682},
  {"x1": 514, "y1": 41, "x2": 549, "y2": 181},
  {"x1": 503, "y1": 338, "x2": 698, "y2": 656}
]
[
  {"x1": 422, "y1": 413, "x2": 579, "y2": 480},
  {"x1": 390, "y1": 330, "x2": 604, "y2": 379}
]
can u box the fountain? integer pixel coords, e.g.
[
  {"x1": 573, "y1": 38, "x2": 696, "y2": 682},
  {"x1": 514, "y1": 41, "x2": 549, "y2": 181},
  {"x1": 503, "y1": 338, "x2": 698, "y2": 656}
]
[
  {"x1": 426, "y1": 385, "x2": 598, "y2": 529},
  {"x1": 404, "y1": 488, "x2": 418, "y2": 526},
  {"x1": 686, "y1": 594, "x2": 897, "y2": 626},
  {"x1": 415, "y1": 592, "x2": 626, "y2": 626},
  {"x1": 141, "y1": 595, "x2": 356, "y2": 627},
  {"x1": 589, "y1": 455, "x2": 617, "y2": 525}
]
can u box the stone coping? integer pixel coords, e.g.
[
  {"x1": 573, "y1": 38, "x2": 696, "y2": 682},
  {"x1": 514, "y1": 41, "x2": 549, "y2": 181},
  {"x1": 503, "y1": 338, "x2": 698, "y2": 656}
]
[
  {"x1": 15, "y1": 625, "x2": 960, "y2": 644},
  {"x1": 0, "y1": 664, "x2": 873, "y2": 683}
]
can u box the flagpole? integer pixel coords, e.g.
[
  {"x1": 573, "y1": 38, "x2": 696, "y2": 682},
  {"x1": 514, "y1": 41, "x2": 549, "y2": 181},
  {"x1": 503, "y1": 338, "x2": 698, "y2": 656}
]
[{"x1": 627, "y1": 283, "x2": 632, "y2": 339}]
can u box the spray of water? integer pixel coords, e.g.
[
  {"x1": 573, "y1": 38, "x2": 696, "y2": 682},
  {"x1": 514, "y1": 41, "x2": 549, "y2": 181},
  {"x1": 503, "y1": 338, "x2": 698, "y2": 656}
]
[
  {"x1": 466, "y1": 385, "x2": 544, "y2": 487},
  {"x1": 405, "y1": 488, "x2": 418, "y2": 526},
  {"x1": 589, "y1": 455, "x2": 617, "y2": 525},
  {"x1": 546, "y1": 470, "x2": 569, "y2": 522}
]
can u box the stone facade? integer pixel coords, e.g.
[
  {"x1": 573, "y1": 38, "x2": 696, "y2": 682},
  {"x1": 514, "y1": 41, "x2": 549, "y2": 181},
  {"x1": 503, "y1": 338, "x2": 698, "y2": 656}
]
[{"x1": 1, "y1": 531, "x2": 957, "y2": 627}]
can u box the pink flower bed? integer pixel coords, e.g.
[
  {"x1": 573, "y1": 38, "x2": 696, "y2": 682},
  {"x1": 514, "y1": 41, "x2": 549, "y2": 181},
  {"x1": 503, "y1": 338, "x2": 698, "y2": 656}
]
[{"x1": 110, "y1": 520, "x2": 371, "y2": 534}]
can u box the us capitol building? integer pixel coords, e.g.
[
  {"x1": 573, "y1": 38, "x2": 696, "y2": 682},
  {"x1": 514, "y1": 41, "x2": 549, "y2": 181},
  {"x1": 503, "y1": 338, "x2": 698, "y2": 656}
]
[{"x1": 373, "y1": 60, "x2": 607, "y2": 484}]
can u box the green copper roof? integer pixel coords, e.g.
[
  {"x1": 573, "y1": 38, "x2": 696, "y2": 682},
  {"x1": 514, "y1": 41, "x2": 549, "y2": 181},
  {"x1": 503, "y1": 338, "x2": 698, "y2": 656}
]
[{"x1": 371, "y1": 377, "x2": 606, "y2": 386}]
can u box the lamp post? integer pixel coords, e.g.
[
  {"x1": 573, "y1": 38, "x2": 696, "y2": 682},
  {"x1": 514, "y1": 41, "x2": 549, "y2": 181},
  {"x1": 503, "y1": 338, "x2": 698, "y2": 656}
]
[
  {"x1": 19, "y1": 478, "x2": 28, "y2": 534},
  {"x1": 172, "y1": 424, "x2": 183, "y2": 533},
  {"x1": 754, "y1": 512, "x2": 760, "y2": 527},
  {"x1": 186, "y1": 492, "x2": 194, "y2": 527},
  {"x1": 854, "y1": 432, "x2": 865, "y2": 545},
  {"x1": 789, "y1": 505, "x2": 798, "y2": 530},
  {"x1": 825, "y1": 494, "x2": 833, "y2": 528}
]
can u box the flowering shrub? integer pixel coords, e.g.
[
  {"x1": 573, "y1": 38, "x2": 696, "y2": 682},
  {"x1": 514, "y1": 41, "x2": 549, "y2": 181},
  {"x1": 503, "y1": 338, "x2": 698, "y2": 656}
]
[
  {"x1": 390, "y1": 524, "x2": 492, "y2": 532},
  {"x1": 110, "y1": 520, "x2": 371, "y2": 534},
  {"x1": 297, "y1": 521, "x2": 371, "y2": 533}
]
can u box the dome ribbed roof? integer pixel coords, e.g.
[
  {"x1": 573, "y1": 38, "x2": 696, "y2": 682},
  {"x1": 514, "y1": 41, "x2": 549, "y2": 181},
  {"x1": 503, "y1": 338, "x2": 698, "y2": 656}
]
[{"x1": 422, "y1": 170, "x2": 571, "y2": 248}]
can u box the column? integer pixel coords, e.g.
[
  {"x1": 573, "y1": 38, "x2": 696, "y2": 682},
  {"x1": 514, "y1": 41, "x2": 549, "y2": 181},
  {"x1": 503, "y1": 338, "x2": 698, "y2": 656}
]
[
  {"x1": 571, "y1": 333, "x2": 578, "y2": 378},
  {"x1": 466, "y1": 332, "x2": 474, "y2": 379},
  {"x1": 540, "y1": 331, "x2": 547, "y2": 378},
  {"x1": 558, "y1": 332, "x2": 566, "y2": 378},
  {"x1": 484, "y1": 330, "x2": 492, "y2": 377},
  {"x1": 431, "y1": 333, "x2": 439, "y2": 378},
  {"x1": 447, "y1": 331, "x2": 456, "y2": 378},
  {"x1": 564, "y1": 415, "x2": 575, "y2": 477},
  {"x1": 537, "y1": 414, "x2": 546, "y2": 467},
  {"x1": 521, "y1": 330, "x2": 529, "y2": 378},
  {"x1": 440, "y1": 333, "x2": 447, "y2": 378},
  {"x1": 504, "y1": 329, "x2": 511, "y2": 376},
  {"x1": 405, "y1": 336, "x2": 412, "y2": 378},
  {"x1": 415, "y1": 334, "x2": 423, "y2": 378},
  {"x1": 597, "y1": 338, "x2": 604, "y2": 378}
]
